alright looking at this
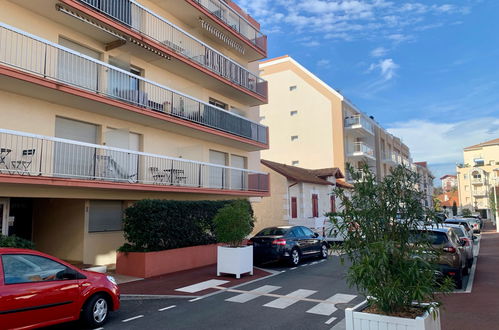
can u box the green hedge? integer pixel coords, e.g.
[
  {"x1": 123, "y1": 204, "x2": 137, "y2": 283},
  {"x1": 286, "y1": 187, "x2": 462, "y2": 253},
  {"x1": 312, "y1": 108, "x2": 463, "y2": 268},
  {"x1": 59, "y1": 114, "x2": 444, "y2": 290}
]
[
  {"x1": 0, "y1": 235, "x2": 35, "y2": 249},
  {"x1": 118, "y1": 199, "x2": 254, "y2": 252}
]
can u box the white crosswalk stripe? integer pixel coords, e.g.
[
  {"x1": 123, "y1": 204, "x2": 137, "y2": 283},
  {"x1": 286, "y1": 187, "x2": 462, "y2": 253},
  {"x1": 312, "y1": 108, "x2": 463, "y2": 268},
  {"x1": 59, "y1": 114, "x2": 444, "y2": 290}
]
[
  {"x1": 225, "y1": 285, "x2": 281, "y2": 303},
  {"x1": 175, "y1": 279, "x2": 229, "y2": 293},
  {"x1": 306, "y1": 293, "x2": 356, "y2": 316},
  {"x1": 263, "y1": 289, "x2": 317, "y2": 309}
]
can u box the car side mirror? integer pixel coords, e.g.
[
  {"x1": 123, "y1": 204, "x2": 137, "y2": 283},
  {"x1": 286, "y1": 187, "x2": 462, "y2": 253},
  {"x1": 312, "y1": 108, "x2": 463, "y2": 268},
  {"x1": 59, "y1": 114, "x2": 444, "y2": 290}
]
[
  {"x1": 473, "y1": 235, "x2": 478, "y2": 241},
  {"x1": 313, "y1": 232, "x2": 319, "y2": 238},
  {"x1": 57, "y1": 268, "x2": 83, "y2": 280}
]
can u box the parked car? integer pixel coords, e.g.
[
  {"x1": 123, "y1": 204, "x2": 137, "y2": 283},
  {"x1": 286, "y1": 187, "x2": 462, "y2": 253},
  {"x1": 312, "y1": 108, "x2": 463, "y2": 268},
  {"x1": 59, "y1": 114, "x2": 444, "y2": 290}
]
[
  {"x1": 444, "y1": 219, "x2": 474, "y2": 239},
  {"x1": 248, "y1": 226, "x2": 328, "y2": 266},
  {"x1": 443, "y1": 223, "x2": 474, "y2": 268},
  {"x1": 0, "y1": 248, "x2": 120, "y2": 329},
  {"x1": 459, "y1": 217, "x2": 482, "y2": 233},
  {"x1": 315, "y1": 216, "x2": 348, "y2": 243},
  {"x1": 410, "y1": 227, "x2": 467, "y2": 289}
]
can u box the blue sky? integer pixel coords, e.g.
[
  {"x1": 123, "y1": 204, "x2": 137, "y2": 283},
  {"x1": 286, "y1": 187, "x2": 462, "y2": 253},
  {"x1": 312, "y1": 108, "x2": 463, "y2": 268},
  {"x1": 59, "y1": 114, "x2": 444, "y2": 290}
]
[{"x1": 238, "y1": 0, "x2": 499, "y2": 184}]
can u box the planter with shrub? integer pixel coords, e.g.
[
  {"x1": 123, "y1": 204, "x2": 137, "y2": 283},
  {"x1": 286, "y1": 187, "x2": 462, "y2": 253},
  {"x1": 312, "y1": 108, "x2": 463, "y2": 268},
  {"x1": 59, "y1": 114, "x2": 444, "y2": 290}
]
[
  {"x1": 0, "y1": 235, "x2": 35, "y2": 249},
  {"x1": 214, "y1": 200, "x2": 254, "y2": 279},
  {"x1": 330, "y1": 164, "x2": 453, "y2": 330},
  {"x1": 116, "y1": 199, "x2": 254, "y2": 278}
]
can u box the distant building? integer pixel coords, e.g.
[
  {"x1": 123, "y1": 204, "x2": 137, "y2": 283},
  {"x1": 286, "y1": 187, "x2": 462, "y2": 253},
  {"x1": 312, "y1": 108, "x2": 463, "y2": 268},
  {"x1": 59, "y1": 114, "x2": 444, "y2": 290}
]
[
  {"x1": 456, "y1": 138, "x2": 499, "y2": 219},
  {"x1": 440, "y1": 174, "x2": 458, "y2": 192},
  {"x1": 436, "y1": 191, "x2": 460, "y2": 217},
  {"x1": 251, "y1": 160, "x2": 351, "y2": 235},
  {"x1": 413, "y1": 161, "x2": 435, "y2": 208}
]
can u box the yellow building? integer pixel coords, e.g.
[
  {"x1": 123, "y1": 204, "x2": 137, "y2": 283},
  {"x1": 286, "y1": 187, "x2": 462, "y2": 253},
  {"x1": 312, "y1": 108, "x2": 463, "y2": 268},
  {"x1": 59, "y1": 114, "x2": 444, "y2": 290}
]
[
  {"x1": 258, "y1": 55, "x2": 412, "y2": 181},
  {"x1": 457, "y1": 138, "x2": 499, "y2": 219},
  {"x1": 0, "y1": 0, "x2": 270, "y2": 266}
]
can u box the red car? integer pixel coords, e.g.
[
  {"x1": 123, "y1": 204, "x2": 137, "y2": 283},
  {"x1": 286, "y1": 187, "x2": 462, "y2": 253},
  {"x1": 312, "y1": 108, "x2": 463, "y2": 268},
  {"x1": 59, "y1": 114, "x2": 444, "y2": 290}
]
[{"x1": 0, "y1": 248, "x2": 120, "y2": 329}]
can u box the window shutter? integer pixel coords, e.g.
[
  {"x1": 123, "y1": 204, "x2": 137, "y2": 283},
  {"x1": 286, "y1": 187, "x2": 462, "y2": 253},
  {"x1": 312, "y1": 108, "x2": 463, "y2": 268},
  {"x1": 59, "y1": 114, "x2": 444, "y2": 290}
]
[
  {"x1": 330, "y1": 195, "x2": 336, "y2": 213},
  {"x1": 291, "y1": 197, "x2": 297, "y2": 219},
  {"x1": 312, "y1": 194, "x2": 319, "y2": 217}
]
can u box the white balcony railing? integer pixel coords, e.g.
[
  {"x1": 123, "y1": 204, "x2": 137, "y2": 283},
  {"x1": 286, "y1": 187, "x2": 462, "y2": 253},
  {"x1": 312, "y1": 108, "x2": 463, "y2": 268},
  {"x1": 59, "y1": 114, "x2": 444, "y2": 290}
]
[
  {"x1": 349, "y1": 142, "x2": 375, "y2": 158},
  {"x1": 0, "y1": 129, "x2": 269, "y2": 192},
  {"x1": 472, "y1": 189, "x2": 487, "y2": 197},
  {"x1": 344, "y1": 115, "x2": 374, "y2": 135},
  {"x1": 192, "y1": 0, "x2": 266, "y2": 51},
  {"x1": 77, "y1": 0, "x2": 268, "y2": 98},
  {"x1": 471, "y1": 177, "x2": 484, "y2": 185},
  {"x1": 0, "y1": 23, "x2": 268, "y2": 145}
]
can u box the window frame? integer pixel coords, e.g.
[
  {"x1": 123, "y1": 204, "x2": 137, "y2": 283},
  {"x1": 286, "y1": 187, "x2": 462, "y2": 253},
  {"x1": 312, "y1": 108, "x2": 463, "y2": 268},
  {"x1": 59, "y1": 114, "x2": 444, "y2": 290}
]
[
  {"x1": 312, "y1": 194, "x2": 319, "y2": 218},
  {"x1": 291, "y1": 197, "x2": 298, "y2": 219}
]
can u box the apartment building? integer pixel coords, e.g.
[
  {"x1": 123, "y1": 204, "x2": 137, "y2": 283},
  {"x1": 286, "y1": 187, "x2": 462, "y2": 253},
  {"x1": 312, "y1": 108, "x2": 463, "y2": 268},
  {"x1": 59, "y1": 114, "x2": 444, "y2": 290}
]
[
  {"x1": 0, "y1": 0, "x2": 270, "y2": 266},
  {"x1": 258, "y1": 55, "x2": 412, "y2": 181},
  {"x1": 456, "y1": 138, "x2": 499, "y2": 219},
  {"x1": 440, "y1": 174, "x2": 458, "y2": 192},
  {"x1": 412, "y1": 161, "x2": 434, "y2": 208}
]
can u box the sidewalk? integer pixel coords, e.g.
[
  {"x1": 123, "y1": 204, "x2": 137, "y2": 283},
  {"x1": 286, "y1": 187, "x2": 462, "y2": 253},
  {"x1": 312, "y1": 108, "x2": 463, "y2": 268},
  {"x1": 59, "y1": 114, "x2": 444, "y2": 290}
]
[
  {"x1": 118, "y1": 264, "x2": 272, "y2": 297},
  {"x1": 440, "y1": 221, "x2": 499, "y2": 330}
]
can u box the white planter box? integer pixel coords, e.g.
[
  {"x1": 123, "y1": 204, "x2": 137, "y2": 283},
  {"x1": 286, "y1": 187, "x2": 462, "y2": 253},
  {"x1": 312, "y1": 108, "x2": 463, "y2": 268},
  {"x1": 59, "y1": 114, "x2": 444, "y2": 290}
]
[
  {"x1": 217, "y1": 246, "x2": 253, "y2": 279},
  {"x1": 345, "y1": 301, "x2": 441, "y2": 330}
]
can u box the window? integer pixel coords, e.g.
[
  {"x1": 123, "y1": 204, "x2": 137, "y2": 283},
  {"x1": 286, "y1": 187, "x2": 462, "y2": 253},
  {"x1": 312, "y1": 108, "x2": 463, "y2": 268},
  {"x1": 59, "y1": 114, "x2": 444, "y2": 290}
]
[
  {"x1": 88, "y1": 200, "x2": 124, "y2": 232},
  {"x1": 312, "y1": 194, "x2": 319, "y2": 217},
  {"x1": 209, "y1": 98, "x2": 228, "y2": 110},
  {"x1": 289, "y1": 85, "x2": 297, "y2": 91},
  {"x1": 291, "y1": 135, "x2": 298, "y2": 141},
  {"x1": 330, "y1": 195, "x2": 336, "y2": 213},
  {"x1": 292, "y1": 160, "x2": 299, "y2": 166},
  {"x1": 2, "y1": 254, "x2": 71, "y2": 284},
  {"x1": 290, "y1": 110, "x2": 298, "y2": 116},
  {"x1": 301, "y1": 226, "x2": 315, "y2": 238},
  {"x1": 291, "y1": 197, "x2": 297, "y2": 218}
]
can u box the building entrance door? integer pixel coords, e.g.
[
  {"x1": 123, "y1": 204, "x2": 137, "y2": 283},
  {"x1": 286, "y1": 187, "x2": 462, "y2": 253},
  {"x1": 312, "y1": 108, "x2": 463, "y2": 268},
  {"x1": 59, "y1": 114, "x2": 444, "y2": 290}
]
[{"x1": 0, "y1": 198, "x2": 10, "y2": 236}]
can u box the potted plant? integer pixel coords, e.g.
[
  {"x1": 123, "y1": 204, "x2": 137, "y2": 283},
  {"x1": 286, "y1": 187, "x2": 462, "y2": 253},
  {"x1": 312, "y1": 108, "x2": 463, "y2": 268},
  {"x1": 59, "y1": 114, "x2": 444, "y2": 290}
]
[
  {"x1": 214, "y1": 199, "x2": 254, "y2": 279},
  {"x1": 330, "y1": 164, "x2": 453, "y2": 330}
]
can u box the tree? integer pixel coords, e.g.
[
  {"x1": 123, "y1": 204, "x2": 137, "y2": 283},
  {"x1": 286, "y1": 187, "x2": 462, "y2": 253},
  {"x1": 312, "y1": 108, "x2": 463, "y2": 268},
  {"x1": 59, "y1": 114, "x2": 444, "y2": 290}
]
[
  {"x1": 461, "y1": 208, "x2": 472, "y2": 217},
  {"x1": 330, "y1": 164, "x2": 452, "y2": 315},
  {"x1": 213, "y1": 200, "x2": 254, "y2": 247},
  {"x1": 452, "y1": 201, "x2": 458, "y2": 216}
]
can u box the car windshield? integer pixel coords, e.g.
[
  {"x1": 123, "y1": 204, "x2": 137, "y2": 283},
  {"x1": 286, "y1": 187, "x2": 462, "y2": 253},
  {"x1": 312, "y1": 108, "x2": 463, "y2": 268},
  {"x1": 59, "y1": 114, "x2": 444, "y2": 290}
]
[
  {"x1": 256, "y1": 228, "x2": 289, "y2": 236},
  {"x1": 410, "y1": 231, "x2": 448, "y2": 245}
]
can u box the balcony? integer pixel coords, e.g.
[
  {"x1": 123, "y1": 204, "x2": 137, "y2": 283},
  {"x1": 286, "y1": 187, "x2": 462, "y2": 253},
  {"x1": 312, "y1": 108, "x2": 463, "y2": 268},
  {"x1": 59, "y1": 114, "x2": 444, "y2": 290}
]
[
  {"x1": 0, "y1": 23, "x2": 268, "y2": 149},
  {"x1": 472, "y1": 189, "x2": 487, "y2": 197},
  {"x1": 0, "y1": 129, "x2": 269, "y2": 195},
  {"x1": 69, "y1": 0, "x2": 268, "y2": 102},
  {"x1": 189, "y1": 0, "x2": 267, "y2": 55},
  {"x1": 347, "y1": 142, "x2": 376, "y2": 161},
  {"x1": 383, "y1": 152, "x2": 398, "y2": 166},
  {"x1": 471, "y1": 177, "x2": 485, "y2": 185},
  {"x1": 344, "y1": 115, "x2": 374, "y2": 136}
]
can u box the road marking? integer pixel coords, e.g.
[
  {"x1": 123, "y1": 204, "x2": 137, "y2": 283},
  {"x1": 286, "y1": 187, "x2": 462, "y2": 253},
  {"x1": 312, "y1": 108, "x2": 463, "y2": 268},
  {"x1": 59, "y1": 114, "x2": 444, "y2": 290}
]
[
  {"x1": 300, "y1": 264, "x2": 309, "y2": 267},
  {"x1": 325, "y1": 316, "x2": 337, "y2": 325},
  {"x1": 94, "y1": 328, "x2": 104, "y2": 330},
  {"x1": 175, "y1": 279, "x2": 229, "y2": 293},
  {"x1": 226, "y1": 285, "x2": 281, "y2": 303},
  {"x1": 158, "y1": 305, "x2": 176, "y2": 311},
  {"x1": 307, "y1": 293, "x2": 356, "y2": 316},
  {"x1": 281, "y1": 270, "x2": 286, "y2": 273},
  {"x1": 464, "y1": 234, "x2": 482, "y2": 293},
  {"x1": 189, "y1": 297, "x2": 204, "y2": 302},
  {"x1": 263, "y1": 289, "x2": 317, "y2": 309},
  {"x1": 330, "y1": 318, "x2": 346, "y2": 329},
  {"x1": 290, "y1": 267, "x2": 297, "y2": 270},
  {"x1": 310, "y1": 261, "x2": 319, "y2": 265},
  {"x1": 122, "y1": 315, "x2": 144, "y2": 323}
]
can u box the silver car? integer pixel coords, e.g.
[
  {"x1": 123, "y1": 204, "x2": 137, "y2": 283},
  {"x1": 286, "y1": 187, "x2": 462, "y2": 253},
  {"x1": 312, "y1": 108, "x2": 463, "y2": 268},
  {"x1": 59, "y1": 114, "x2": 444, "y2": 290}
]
[{"x1": 444, "y1": 223, "x2": 474, "y2": 269}]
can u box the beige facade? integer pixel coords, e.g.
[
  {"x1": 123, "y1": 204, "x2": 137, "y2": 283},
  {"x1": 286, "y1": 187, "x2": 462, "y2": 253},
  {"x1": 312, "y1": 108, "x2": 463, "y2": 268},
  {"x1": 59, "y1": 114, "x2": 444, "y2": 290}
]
[
  {"x1": 456, "y1": 139, "x2": 499, "y2": 219},
  {"x1": 0, "y1": 0, "x2": 269, "y2": 265},
  {"x1": 258, "y1": 55, "x2": 412, "y2": 182},
  {"x1": 412, "y1": 162, "x2": 435, "y2": 208}
]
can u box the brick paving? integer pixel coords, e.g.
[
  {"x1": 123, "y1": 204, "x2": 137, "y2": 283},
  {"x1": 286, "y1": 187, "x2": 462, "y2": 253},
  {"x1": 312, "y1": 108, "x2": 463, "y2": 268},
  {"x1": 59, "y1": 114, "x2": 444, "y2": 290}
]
[
  {"x1": 440, "y1": 221, "x2": 499, "y2": 330},
  {"x1": 119, "y1": 264, "x2": 272, "y2": 296}
]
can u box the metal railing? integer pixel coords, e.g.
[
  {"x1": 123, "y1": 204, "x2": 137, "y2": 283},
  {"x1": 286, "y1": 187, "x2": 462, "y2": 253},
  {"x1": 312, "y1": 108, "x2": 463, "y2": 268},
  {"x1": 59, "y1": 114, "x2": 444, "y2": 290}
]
[
  {"x1": 349, "y1": 142, "x2": 375, "y2": 158},
  {"x1": 0, "y1": 23, "x2": 268, "y2": 145},
  {"x1": 383, "y1": 152, "x2": 398, "y2": 164},
  {"x1": 344, "y1": 115, "x2": 374, "y2": 135},
  {"x1": 77, "y1": 0, "x2": 267, "y2": 98},
  {"x1": 472, "y1": 189, "x2": 487, "y2": 196},
  {"x1": 0, "y1": 129, "x2": 269, "y2": 192},
  {"x1": 192, "y1": 0, "x2": 266, "y2": 51},
  {"x1": 471, "y1": 177, "x2": 484, "y2": 184}
]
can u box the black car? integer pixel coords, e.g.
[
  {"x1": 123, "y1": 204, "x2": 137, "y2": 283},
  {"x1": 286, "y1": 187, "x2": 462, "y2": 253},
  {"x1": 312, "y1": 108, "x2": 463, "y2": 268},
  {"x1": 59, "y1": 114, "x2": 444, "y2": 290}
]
[{"x1": 248, "y1": 226, "x2": 328, "y2": 266}]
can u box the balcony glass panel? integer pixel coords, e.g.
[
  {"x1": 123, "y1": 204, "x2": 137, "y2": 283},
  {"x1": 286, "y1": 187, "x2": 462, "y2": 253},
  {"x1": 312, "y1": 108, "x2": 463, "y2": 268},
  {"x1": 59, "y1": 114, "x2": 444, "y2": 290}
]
[
  {"x1": 0, "y1": 23, "x2": 268, "y2": 145},
  {"x1": 344, "y1": 115, "x2": 374, "y2": 135},
  {"x1": 0, "y1": 129, "x2": 269, "y2": 192},
  {"x1": 77, "y1": 0, "x2": 267, "y2": 97},
  {"x1": 350, "y1": 142, "x2": 375, "y2": 158}
]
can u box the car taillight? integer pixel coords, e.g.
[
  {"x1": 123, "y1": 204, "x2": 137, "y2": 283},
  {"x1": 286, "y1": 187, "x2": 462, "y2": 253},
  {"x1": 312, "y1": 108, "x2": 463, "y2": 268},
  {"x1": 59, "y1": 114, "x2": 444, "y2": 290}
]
[
  {"x1": 272, "y1": 238, "x2": 287, "y2": 246},
  {"x1": 247, "y1": 239, "x2": 253, "y2": 246},
  {"x1": 462, "y1": 238, "x2": 470, "y2": 246},
  {"x1": 443, "y1": 246, "x2": 456, "y2": 253}
]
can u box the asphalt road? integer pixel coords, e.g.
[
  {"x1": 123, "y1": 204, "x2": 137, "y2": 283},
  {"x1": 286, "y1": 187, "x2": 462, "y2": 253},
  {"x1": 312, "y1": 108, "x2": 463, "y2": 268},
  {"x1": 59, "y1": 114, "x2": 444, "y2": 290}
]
[{"x1": 47, "y1": 254, "x2": 363, "y2": 330}]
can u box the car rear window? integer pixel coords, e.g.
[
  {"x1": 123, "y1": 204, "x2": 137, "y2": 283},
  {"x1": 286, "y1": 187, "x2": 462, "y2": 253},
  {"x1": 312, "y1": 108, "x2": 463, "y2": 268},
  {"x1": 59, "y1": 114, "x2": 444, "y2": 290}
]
[
  {"x1": 450, "y1": 227, "x2": 465, "y2": 238},
  {"x1": 410, "y1": 231, "x2": 448, "y2": 245},
  {"x1": 256, "y1": 228, "x2": 289, "y2": 236},
  {"x1": 446, "y1": 221, "x2": 470, "y2": 230}
]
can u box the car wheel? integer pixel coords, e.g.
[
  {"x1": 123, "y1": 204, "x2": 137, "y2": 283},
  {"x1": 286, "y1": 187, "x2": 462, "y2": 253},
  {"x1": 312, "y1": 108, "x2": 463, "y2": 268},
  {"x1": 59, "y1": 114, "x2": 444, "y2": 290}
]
[
  {"x1": 289, "y1": 248, "x2": 301, "y2": 266},
  {"x1": 454, "y1": 269, "x2": 463, "y2": 290},
  {"x1": 320, "y1": 244, "x2": 328, "y2": 259},
  {"x1": 81, "y1": 294, "x2": 109, "y2": 327}
]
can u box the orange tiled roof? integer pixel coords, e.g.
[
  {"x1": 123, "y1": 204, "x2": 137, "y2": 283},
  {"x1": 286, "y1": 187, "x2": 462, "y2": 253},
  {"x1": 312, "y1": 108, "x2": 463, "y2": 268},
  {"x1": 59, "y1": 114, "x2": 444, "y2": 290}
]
[
  {"x1": 440, "y1": 174, "x2": 457, "y2": 180},
  {"x1": 436, "y1": 191, "x2": 460, "y2": 207},
  {"x1": 464, "y1": 138, "x2": 499, "y2": 150}
]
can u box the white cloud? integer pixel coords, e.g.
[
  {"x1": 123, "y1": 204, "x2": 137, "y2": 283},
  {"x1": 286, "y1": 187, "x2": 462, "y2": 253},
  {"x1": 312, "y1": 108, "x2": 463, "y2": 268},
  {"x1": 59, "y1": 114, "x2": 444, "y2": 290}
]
[
  {"x1": 317, "y1": 59, "x2": 331, "y2": 67},
  {"x1": 369, "y1": 58, "x2": 399, "y2": 80},
  {"x1": 371, "y1": 46, "x2": 388, "y2": 57}
]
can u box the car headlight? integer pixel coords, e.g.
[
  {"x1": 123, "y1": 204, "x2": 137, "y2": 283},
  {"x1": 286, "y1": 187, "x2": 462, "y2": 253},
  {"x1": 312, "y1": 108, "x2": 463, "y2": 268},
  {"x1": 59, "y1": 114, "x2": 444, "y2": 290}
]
[{"x1": 107, "y1": 275, "x2": 117, "y2": 285}]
